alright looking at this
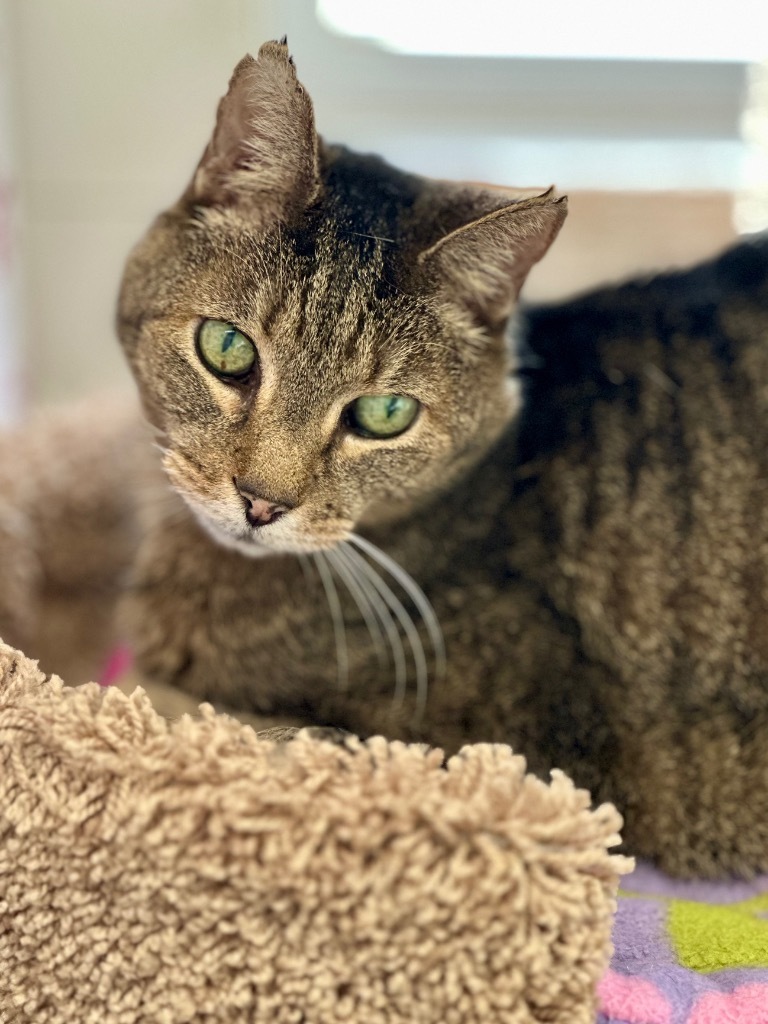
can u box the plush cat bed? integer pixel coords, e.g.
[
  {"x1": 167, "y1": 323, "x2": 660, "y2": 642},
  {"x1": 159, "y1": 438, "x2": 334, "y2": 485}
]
[{"x1": 0, "y1": 640, "x2": 629, "y2": 1023}]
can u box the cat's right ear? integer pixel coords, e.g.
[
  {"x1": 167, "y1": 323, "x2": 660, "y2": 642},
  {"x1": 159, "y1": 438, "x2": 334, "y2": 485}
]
[{"x1": 184, "y1": 40, "x2": 320, "y2": 226}]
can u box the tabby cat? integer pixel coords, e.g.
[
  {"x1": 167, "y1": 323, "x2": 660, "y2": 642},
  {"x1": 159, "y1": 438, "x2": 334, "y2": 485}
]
[{"x1": 115, "y1": 41, "x2": 768, "y2": 878}]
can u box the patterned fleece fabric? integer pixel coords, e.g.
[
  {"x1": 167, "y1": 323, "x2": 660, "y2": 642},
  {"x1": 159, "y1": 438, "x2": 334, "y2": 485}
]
[{"x1": 599, "y1": 861, "x2": 768, "y2": 1024}]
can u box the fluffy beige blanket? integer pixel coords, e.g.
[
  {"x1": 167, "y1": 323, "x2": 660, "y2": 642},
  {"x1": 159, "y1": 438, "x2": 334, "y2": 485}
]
[{"x1": 0, "y1": 640, "x2": 630, "y2": 1023}]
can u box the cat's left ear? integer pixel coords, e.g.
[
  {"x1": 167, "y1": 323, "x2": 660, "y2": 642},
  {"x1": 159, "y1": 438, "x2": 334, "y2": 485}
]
[
  {"x1": 186, "y1": 40, "x2": 320, "y2": 225},
  {"x1": 419, "y1": 189, "x2": 567, "y2": 329}
]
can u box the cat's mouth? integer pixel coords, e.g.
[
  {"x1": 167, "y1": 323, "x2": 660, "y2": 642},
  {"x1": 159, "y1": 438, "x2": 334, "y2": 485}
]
[
  {"x1": 197, "y1": 515, "x2": 278, "y2": 558},
  {"x1": 161, "y1": 452, "x2": 353, "y2": 555},
  {"x1": 187, "y1": 498, "x2": 351, "y2": 558}
]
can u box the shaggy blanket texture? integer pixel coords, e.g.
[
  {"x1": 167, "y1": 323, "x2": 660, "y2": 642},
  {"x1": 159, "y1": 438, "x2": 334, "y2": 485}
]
[{"x1": 0, "y1": 640, "x2": 629, "y2": 1024}]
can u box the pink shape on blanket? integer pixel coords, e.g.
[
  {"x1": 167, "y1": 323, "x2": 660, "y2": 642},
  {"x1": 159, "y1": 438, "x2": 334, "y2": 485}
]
[
  {"x1": 689, "y1": 984, "x2": 768, "y2": 1023},
  {"x1": 598, "y1": 969, "x2": 672, "y2": 1024}
]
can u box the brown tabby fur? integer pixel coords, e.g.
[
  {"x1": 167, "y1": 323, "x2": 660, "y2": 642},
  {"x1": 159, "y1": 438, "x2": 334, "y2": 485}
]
[{"x1": 5, "y1": 42, "x2": 768, "y2": 879}]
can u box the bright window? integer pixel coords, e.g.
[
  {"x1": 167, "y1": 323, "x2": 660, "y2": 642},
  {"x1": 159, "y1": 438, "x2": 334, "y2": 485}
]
[{"x1": 318, "y1": 0, "x2": 766, "y2": 62}]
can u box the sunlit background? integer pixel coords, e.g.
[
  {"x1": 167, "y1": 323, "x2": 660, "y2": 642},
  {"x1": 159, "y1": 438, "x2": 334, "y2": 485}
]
[{"x1": 1, "y1": 0, "x2": 766, "y2": 420}]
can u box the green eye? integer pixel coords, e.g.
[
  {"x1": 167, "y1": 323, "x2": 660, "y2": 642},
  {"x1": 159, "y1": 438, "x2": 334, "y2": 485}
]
[
  {"x1": 196, "y1": 319, "x2": 256, "y2": 379},
  {"x1": 346, "y1": 394, "x2": 420, "y2": 439}
]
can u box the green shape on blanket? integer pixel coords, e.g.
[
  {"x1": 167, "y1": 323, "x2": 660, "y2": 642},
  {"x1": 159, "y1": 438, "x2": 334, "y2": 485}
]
[{"x1": 669, "y1": 894, "x2": 768, "y2": 971}]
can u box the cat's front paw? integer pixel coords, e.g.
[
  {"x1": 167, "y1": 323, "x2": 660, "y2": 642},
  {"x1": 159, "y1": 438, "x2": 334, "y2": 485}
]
[{"x1": 256, "y1": 724, "x2": 356, "y2": 747}]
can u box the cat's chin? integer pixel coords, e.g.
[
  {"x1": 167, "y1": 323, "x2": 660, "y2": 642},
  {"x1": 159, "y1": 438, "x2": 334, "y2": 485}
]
[{"x1": 203, "y1": 525, "x2": 277, "y2": 560}]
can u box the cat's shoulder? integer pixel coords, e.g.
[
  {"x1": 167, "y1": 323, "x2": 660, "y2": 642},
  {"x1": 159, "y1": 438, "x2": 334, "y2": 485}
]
[{"x1": 521, "y1": 235, "x2": 768, "y2": 367}]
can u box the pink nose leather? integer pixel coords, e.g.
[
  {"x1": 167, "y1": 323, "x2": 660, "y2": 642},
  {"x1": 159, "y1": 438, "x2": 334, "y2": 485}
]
[
  {"x1": 234, "y1": 479, "x2": 293, "y2": 527},
  {"x1": 244, "y1": 496, "x2": 288, "y2": 526}
]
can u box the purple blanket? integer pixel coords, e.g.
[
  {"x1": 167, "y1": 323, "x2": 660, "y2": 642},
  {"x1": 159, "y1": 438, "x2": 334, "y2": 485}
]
[{"x1": 598, "y1": 862, "x2": 768, "y2": 1023}]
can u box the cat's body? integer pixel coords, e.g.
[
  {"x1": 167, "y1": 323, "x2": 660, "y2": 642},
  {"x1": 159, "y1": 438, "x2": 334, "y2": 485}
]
[
  {"x1": 4, "y1": 42, "x2": 768, "y2": 878},
  {"x1": 120, "y1": 234, "x2": 768, "y2": 877}
]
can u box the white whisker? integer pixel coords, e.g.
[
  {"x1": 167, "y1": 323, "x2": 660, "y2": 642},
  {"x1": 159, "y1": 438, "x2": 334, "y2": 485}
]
[
  {"x1": 342, "y1": 542, "x2": 429, "y2": 722},
  {"x1": 312, "y1": 551, "x2": 349, "y2": 693},
  {"x1": 325, "y1": 548, "x2": 388, "y2": 668},
  {"x1": 335, "y1": 543, "x2": 408, "y2": 706},
  {"x1": 349, "y1": 533, "x2": 446, "y2": 683},
  {"x1": 297, "y1": 553, "x2": 316, "y2": 587}
]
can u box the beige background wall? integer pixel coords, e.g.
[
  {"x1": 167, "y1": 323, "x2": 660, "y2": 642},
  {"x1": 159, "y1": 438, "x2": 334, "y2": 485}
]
[
  {"x1": 6, "y1": 0, "x2": 263, "y2": 407},
  {"x1": 3, "y1": 0, "x2": 745, "y2": 411}
]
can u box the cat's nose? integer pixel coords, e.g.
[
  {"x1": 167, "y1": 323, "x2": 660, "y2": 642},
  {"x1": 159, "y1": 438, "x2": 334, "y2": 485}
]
[
  {"x1": 234, "y1": 479, "x2": 294, "y2": 527},
  {"x1": 244, "y1": 497, "x2": 289, "y2": 527}
]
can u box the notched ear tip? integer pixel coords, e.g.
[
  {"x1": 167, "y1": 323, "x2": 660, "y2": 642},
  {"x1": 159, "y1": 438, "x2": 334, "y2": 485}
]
[
  {"x1": 550, "y1": 192, "x2": 568, "y2": 219},
  {"x1": 419, "y1": 181, "x2": 569, "y2": 326},
  {"x1": 227, "y1": 43, "x2": 301, "y2": 98},
  {"x1": 528, "y1": 187, "x2": 568, "y2": 226},
  {"x1": 222, "y1": 42, "x2": 304, "y2": 113},
  {"x1": 549, "y1": 189, "x2": 568, "y2": 209},
  {"x1": 532, "y1": 186, "x2": 567, "y2": 209},
  {"x1": 257, "y1": 38, "x2": 294, "y2": 67},
  {"x1": 189, "y1": 35, "x2": 318, "y2": 221}
]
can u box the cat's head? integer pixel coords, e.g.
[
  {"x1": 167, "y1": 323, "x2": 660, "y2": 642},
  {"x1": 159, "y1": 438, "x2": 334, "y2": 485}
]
[{"x1": 118, "y1": 41, "x2": 566, "y2": 556}]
